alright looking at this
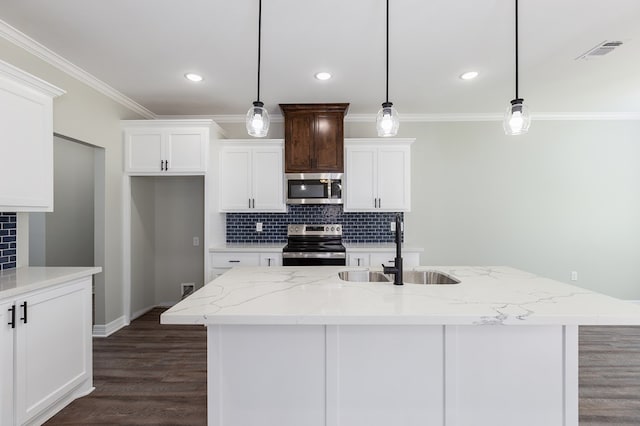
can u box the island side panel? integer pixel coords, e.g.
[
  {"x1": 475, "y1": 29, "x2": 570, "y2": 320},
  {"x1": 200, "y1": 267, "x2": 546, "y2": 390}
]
[
  {"x1": 207, "y1": 325, "x2": 326, "y2": 426},
  {"x1": 331, "y1": 325, "x2": 444, "y2": 426},
  {"x1": 444, "y1": 325, "x2": 576, "y2": 426}
]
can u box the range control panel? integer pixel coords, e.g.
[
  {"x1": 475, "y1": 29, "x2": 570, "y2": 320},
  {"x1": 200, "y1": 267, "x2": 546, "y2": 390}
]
[{"x1": 287, "y1": 224, "x2": 342, "y2": 236}]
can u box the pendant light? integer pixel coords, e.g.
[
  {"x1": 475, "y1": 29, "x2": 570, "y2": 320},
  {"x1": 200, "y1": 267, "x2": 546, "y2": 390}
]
[
  {"x1": 503, "y1": 0, "x2": 531, "y2": 135},
  {"x1": 246, "y1": 0, "x2": 270, "y2": 137},
  {"x1": 376, "y1": 0, "x2": 399, "y2": 137}
]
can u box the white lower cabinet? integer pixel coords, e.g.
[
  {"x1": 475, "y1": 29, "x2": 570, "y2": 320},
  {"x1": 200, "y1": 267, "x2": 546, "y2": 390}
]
[
  {"x1": 1, "y1": 277, "x2": 93, "y2": 426},
  {"x1": 209, "y1": 251, "x2": 282, "y2": 281},
  {"x1": 347, "y1": 251, "x2": 420, "y2": 268}
]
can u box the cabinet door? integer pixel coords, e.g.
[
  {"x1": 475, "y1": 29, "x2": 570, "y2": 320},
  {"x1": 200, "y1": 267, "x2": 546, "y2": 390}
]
[
  {"x1": 344, "y1": 147, "x2": 377, "y2": 211},
  {"x1": 124, "y1": 130, "x2": 163, "y2": 172},
  {"x1": 377, "y1": 146, "x2": 411, "y2": 211},
  {"x1": 284, "y1": 113, "x2": 314, "y2": 172},
  {"x1": 165, "y1": 128, "x2": 207, "y2": 173},
  {"x1": 0, "y1": 301, "x2": 14, "y2": 425},
  {"x1": 15, "y1": 278, "x2": 92, "y2": 425},
  {"x1": 219, "y1": 148, "x2": 252, "y2": 211},
  {"x1": 0, "y1": 76, "x2": 54, "y2": 211},
  {"x1": 314, "y1": 112, "x2": 343, "y2": 172},
  {"x1": 252, "y1": 148, "x2": 285, "y2": 212}
]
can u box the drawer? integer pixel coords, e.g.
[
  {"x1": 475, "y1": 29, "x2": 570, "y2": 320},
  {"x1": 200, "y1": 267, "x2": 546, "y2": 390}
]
[{"x1": 210, "y1": 252, "x2": 260, "y2": 268}]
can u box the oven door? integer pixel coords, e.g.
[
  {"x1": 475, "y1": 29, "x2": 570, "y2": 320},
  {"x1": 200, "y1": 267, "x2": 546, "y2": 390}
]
[{"x1": 282, "y1": 252, "x2": 346, "y2": 266}]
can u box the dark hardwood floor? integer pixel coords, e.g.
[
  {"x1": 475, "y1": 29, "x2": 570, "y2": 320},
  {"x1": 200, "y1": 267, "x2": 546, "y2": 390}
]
[
  {"x1": 46, "y1": 309, "x2": 640, "y2": 425},
  {"x1": 45, "y1": 308, "x2": 207, "y2": 426},
  {"x1": 580, "y1": 326, "x2": 640, "y2": 425}
]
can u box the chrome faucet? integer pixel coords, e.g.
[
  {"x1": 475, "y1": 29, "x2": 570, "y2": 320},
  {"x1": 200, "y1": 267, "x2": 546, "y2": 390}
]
[{"x1": 383, "y1": 214, "x2": 403, "y2": 285}]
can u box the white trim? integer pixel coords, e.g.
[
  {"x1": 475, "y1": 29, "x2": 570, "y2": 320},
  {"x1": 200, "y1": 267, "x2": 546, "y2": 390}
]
[
  {"x1": 0, "y1": 19, "x2": 155, "y2": 119},
  {"x1": 122, "y1": 175, "x2": 131, "y2": 326},
  {"x1": 0, "y1": 59, "x2": 65, "y2": 97},
  {"x1": 163, "y1": 111, "x2": 640, "y2": 124},
  {"x1": 92, "y1": 315, "x2": 127, "y2": 338},
  {"x1": 628, "y1": 300, "x2": 640, "y2": 305}
]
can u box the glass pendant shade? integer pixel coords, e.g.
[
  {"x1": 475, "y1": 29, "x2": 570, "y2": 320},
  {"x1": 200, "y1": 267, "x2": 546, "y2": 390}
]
[
  {"x1": 246, "y1": 101, "x2": 270, "y2": 137},
  {"x1": 376, "y1": 102, "x2": 400, "y2": 137},
  {"x1": 503, "y1": 98, "x2": 530, "y2": 135}
]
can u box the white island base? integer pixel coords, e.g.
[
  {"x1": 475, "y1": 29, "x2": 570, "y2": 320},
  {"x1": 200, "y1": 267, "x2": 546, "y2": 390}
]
[
  {"x1": 162, "y1": 265, "x2": 640, "y2": 426},
  {"x1": 207, "y1": 324, "x2": 576, "y2": 426}
]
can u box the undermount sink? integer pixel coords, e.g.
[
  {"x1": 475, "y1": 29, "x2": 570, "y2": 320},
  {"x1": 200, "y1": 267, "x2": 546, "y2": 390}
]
[
  {"x1": 338, "y1": 269, "x2": 460, "y2": 285},
  {"x1": 403, "y1": 270, "x2": 461, "y2": 285},
  {"x1": 338, "y1": 270, "x2": 391, "y2": 283}
]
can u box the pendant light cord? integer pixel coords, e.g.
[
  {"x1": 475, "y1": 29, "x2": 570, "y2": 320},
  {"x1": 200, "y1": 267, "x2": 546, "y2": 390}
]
[
  {"x1": 256, "y1": 0, "x2": 262, "y2": 103},
  {"x1": 514, "y1": 0, "x2": 519, "y2": 100},
  {"x1": 385, "y1": 0, "x2": 389, "y2": 104}
]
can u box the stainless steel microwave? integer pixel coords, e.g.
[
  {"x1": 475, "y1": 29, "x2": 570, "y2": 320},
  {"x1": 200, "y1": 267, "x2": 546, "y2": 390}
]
[{"x1": 285, "y1": 173, "x2": 343, "y2": 204}]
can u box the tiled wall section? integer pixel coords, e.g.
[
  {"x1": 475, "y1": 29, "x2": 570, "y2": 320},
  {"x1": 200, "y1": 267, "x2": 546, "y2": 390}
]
[
  {"x1": 226, "y1": 205, "x2": 403, "y2": 244},
  {"x1": 0, "y1": 213, "x2": 17, "y2": 270}
]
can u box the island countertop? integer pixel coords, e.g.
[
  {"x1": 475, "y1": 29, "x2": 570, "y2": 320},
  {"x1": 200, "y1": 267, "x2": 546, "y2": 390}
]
[{"x1": 161, "y1": 265, "x2": 640, "y2": 326}]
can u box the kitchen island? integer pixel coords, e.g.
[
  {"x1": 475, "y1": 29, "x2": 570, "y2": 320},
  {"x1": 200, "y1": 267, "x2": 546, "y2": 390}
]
[{"x1": 161, "y1": 265, "x2": 640, "y2": 426}]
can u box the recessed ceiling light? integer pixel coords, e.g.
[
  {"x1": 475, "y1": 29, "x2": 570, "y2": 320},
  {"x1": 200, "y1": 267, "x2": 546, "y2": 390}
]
[
  {"x1": 184, "y1": 73, "x2": 204, "y2": 82},
  {"x1": 459, "y1": 71, "x2": 479, "y2": 80},
  {"x1": 314, "y1": 72, "x2": 332, "y2": 81}
]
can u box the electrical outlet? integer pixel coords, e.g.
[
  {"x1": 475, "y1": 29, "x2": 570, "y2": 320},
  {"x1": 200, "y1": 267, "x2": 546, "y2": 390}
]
[
  {"x1": 256, "y1": 222, "x2": 263, "y2": 232},
  {"x1": 390, "y1": 221, "x2": 396, "y2": 232},
  {"x1": 193, "y1": 237, "x2": 200, "y2": 246},
  {"x1": 181, "y1": 283, "x2": 196, "y2": 299},
  {"x1": 571, "y1": 271, "x2": 578, "y2": 281}
]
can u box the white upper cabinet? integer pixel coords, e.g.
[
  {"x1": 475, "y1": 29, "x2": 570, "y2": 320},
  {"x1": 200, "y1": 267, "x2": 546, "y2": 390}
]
[
  {"x1": 0, "y1": 60, "x2": 65, "y2": 212},
  {"x1": 219, "y1": 140, "x2": 285, "y2": 212},
  {"x1": 344, "y1": 139, "x2": 413, "y2": 212},
  {"x1": 123, "y1": 120, "x2": 212, "y2": 174}
]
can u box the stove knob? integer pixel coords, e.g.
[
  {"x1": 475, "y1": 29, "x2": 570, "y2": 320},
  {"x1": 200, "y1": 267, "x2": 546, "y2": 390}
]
[
  {"x1": 331, "y1": 226, "x2": 335, "y2": 231},
  {"x1": 336, "y1": 226, "x2": 341, "y2": 232}
]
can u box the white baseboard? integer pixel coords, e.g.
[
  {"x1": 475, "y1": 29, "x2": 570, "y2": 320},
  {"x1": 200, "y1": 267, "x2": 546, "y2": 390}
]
[{"x1": 92, "y1": 315, "x2": 127, "y2": 338}]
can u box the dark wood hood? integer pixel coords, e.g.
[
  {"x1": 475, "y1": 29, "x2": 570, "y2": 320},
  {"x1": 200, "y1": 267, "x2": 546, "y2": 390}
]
[{"x1": 279, "y1": 103, "x2": 349, "y2": 173}]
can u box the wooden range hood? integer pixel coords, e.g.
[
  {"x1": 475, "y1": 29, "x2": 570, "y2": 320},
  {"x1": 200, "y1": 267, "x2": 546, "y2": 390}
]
[{"x1": 279, "y1": 103, "x2": 349, "y2": 173}]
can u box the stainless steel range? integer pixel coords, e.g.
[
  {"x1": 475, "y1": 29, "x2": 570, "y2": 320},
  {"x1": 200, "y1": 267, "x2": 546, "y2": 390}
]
[{"x1": 282, "y1": 224, "x2": 346, "y2": 266}]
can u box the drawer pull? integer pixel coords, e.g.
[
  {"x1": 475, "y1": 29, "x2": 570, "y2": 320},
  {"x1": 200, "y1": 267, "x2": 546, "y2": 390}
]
[
  {"x1": 228, "y1": 260, "x2": 241, "y2": 263},
  {"x1": 8, "y1": 305, "x2": 16, "y2": 329},
  {"x1": 20, "y1": 301, "x2": 27, "y2": 324}
]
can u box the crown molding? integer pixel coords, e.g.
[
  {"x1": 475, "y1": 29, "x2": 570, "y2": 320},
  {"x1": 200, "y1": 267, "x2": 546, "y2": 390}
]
[
  {"x1": 0, "y1": 58, "x2": 65, "y2": 97},
  {"x1": 0, "y1": 19, "x2": 156, "y2": 119},
  {"x1": 199, "y1": 111, "x2": 640, "y2": 124}
]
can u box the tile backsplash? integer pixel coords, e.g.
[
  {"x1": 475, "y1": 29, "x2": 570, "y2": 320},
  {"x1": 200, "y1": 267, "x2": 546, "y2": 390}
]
[
  {"x1": 0, "y1": 213, "x2": 17, "y2": 270},
  {"x1": 226, "y1": 205, "x2": 402, "y2": 244}
]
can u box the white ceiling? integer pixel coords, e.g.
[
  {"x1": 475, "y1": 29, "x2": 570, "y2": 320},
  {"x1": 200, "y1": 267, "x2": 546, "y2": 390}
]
[{"x1": 1, "y1": 0, "x2": 640, "y2": 118}]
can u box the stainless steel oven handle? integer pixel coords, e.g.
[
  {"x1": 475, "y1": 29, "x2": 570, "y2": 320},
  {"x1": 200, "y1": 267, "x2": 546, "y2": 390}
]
[{"x1": 282, "y1": 252, "x2": 346, "y2": 259}]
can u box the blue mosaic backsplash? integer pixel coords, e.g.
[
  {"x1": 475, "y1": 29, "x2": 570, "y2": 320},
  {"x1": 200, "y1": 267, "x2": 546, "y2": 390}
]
[
  {"x1": 226, "y1": 205, "x2": 403, "y2": 244},
  {"x1": 0, "y1": 213, "x2": 17, "y2": 270}
]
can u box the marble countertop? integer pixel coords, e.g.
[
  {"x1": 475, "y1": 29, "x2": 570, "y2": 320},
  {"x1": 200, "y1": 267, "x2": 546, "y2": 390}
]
[
  {"x1": 0, "y1": 266, "x2": 102, "y2": 300},
  {"x1": 209, "y1": 244, "x2": 423, "y2": 253},
  {"x1": 161, "y1": 265, "x2": 640, "y2": 326}
]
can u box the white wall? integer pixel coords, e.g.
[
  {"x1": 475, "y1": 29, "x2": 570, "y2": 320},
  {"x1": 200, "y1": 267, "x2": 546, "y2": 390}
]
[
  {"x1": 218, "y1": 119, "x2": 640, "y2": 299},
  {"x1": 346, "y1": 119, "x2": 640, "y2": 299},
  {"x1": 130, "y1": 177, "x2": 155, "y2": 317},
  {"x1": 130, "y1": 176, "x2": 204, "y2": 314},
  {"x1": 29, "y1": 136, "x2": 96, "y2": 267},
  {"x1": 0, "y1": 37, "x2": 145, "y2": 326},
  {"x1": 154, "y1": 176, "x2": 204, "y2": 304}
]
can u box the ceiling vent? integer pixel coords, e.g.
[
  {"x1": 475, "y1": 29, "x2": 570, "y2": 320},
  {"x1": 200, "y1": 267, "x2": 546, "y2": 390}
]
[{"x1": 576, "y1": 40, "x2": 624, "y2": 60}]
